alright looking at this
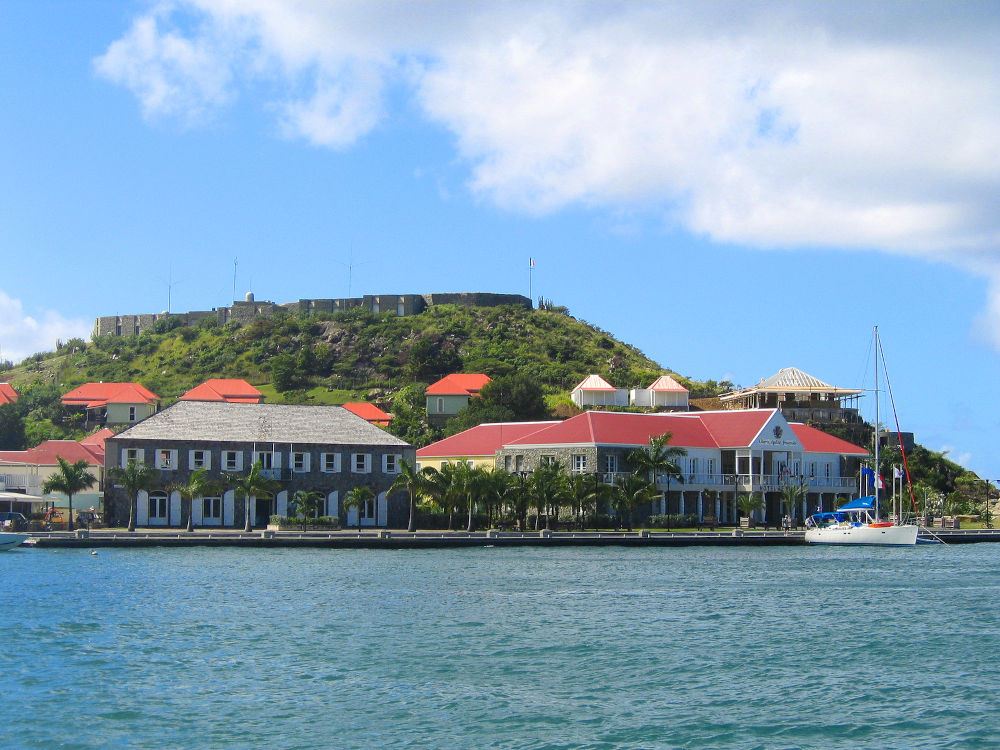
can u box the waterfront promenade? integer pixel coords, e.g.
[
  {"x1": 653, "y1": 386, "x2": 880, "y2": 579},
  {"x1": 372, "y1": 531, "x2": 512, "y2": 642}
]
[{"x1": 21, "y1": 526, "x2": 1000, "y2": 549}]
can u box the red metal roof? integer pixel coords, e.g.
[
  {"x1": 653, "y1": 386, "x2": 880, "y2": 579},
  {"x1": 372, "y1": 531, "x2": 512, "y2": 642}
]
[
  {"x1": 180, "y1": 379, "x2": 263, "y2": 403},
  {"x1": 571, "y1": 374, "x2": 617, "y2": 392},
  {"x1": 0, "y1": 439, "x2": 104, "y2": 467},
  {"x1": 647, "y1": 375, "x2": 689, "y2": 392},
  {"x1": 789, "y1": 423, "x2": 869, "y2": 456},
  {"x1": 502, "y1": 409, "x2": 866, "y2": 454},
  {"x1": 425, "y1": 374, "x2": 492, "y2": 396},
  {"x1": 341, "y1": 402, "x2": 392, "y2": 426},
  {"x1": 0, "y1": 383, "x2": 18, "y2": 405},
  {"x1": 62, "y1": 382, "x2": 160, "y2": 408},
  {"x1": 417, "y1": 421, "x2": 559, "y2": 458}
]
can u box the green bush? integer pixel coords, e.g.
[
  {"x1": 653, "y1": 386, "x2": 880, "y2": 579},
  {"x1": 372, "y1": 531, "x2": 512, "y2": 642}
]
[{"x1": 647, "y1": 513, "x2": 698, "y2": 528}]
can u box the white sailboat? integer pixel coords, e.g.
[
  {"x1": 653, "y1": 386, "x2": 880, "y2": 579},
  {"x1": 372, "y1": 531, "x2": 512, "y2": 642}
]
[{"x1": 805, "y1": 326, "x2": 919, "y2": 546}]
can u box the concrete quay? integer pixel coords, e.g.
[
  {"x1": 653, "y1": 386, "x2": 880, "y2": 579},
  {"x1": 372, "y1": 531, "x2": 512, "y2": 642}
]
[{"x1": 21, "y1": 527, "x2": 1000, "y2": 549}]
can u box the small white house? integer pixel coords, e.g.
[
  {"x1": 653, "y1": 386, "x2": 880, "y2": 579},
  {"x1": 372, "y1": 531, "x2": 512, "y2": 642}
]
[
  {"x1": 630, "y1": 375, "x2": 690, "y2": 410},
  {"x1": 571, "y1": 374, "x2": 628, "y2": 408}
]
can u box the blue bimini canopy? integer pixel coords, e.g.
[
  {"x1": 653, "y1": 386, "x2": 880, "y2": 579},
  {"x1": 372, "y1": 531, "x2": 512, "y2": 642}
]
[{"x1": 836, "y1": 496, "x2": 876, "y2": 511}]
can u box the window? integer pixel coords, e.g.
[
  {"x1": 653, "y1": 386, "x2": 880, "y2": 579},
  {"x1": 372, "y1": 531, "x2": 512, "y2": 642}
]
[
  {"x1": 572, "y1": 454, "x2": 587, "y2": 473},
  {"x1": 254, "y1": 451, "x2": 274, "y2": 469},
  {"x1": 504, "y1": 455, "x2": 511, "y2": 472},
  {"x1": 383, "y1": 454, "x2": 400, "y2": 474},
  {"x1": 122, "y1": 448, "x2": 144, "y2": 466},
  {"x1": 604, "y1": 454, "x2": 619, "y2": 474},
  {"x1": 155, "y1": 449, "x2": 177, "y2": 470},
  {"x1": 352, "y1": 453, "x2": 371, "y2": 474},
  {"x1": 707, "y1": 458, "x2": 716, "y2": 479},
  {"x1": 128, "y1": 406, "x2": 137, "y2": 422},
  {"x1": 540, "y1": 455, "x2": 556, "y2": 467},
  {"x1": 321, "y1": 453, "x2": 341, "y2": 473},
  {"x1": 291, "y1": 452, "x2": 310, "y2": 473},
  {"x1": 202, "y1": 497, "x2": 222, "y2": 520},
  {"x1": 223, "y1": 451, "x2": 243, "y2": 472},
  {"x1": 189, "y1": 450, "x2": 210, "y2": 470},
  {"x1": 808, "y1": 462, "x2": 817, "y2": 477},
  {"x1": 514, "y1": 455, "x2": 524, "y2": 472},
  {"x1": 437, "y1": 397, "x2": 444, "y2": 414},
  {"x1": 148, "y1": 493, "x2": 168, "y2": 520}
]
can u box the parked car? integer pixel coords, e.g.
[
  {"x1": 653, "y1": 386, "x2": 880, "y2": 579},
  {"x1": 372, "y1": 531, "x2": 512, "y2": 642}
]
[{"x1": 0, "y1": 512, "x2": 28, "y2": 531}]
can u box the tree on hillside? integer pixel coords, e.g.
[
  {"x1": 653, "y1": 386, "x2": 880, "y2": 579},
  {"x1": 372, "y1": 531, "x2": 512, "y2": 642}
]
[
  {"x1": 110, "y1": 460, "x2": 158, "y2": 532},
  {"x1": 446, "y1": 374, "x2": 549, "y2": 435},
  {"x1": 387, "y1": 382, "x2": 440, "y2": 448},
  {"x1": 0, "y1": 403, "x2": 26, "y2": 450},
  {"x1": 45, "y1": 457, "x2": 98, "y2": 532}
]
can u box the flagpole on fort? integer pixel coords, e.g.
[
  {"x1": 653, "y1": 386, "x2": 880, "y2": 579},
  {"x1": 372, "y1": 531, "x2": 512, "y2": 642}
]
[{"x1": 529, "y1": 258, "x2": 534, "y2": 305}]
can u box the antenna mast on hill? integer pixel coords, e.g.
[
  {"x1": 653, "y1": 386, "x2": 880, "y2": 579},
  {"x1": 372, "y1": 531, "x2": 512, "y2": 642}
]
[
  {"x1": 233, "y1": 258, "x2": 238, "y2": 301},
  {"x1": 335, "y1": 248, "x2": 371, "y2": 298}
]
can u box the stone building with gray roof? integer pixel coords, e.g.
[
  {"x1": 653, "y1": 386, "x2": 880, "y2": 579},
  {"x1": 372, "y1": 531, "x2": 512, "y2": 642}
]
[{"x1": 105, "y1": 401, "x2": 414, "y2": 529}]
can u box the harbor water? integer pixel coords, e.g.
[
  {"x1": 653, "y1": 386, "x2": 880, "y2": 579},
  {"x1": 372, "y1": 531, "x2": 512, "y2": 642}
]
[{"x1": 2, "y1": 544, "x2": 998, "y2": 749}]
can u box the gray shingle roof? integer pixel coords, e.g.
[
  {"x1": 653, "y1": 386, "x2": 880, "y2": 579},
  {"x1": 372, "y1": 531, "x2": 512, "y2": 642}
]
[{"x1": 114, "y1": 401, "x2": 410, "y2": 447}]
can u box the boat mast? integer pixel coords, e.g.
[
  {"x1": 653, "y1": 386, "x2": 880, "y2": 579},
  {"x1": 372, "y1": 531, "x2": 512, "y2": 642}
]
[{"x1": 874, "y1": 325, "x2": 880, "y2": 522}]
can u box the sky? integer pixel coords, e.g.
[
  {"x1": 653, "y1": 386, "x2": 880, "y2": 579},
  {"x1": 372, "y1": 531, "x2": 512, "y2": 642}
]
[{"x1": 2, "y1": 1, "x2": 999, "y2": 479}]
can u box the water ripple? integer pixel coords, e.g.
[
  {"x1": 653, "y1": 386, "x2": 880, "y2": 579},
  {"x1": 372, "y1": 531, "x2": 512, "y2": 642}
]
[{"x1": 2, "y1": 545, "x2": 999, "y2": 748}]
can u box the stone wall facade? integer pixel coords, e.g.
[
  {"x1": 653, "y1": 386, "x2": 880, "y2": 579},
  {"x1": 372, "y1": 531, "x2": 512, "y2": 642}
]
[
  {"x1": 94, "y1": 292, "x2": 532, "y2": 338},
  {"x1": 105, "y1": 436, "x2": 414, "y2": 529}
]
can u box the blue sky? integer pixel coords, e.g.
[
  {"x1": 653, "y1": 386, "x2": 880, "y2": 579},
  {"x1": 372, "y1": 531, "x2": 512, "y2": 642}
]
[{"x1": 2, "y1": 2, "x2": 999, "y2": 480}]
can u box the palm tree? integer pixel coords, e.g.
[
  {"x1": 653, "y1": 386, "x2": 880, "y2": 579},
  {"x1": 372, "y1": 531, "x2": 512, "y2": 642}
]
[
  {"x1": 171, "y1": 467, "x2": 219, "y2": 532},
  {"x1": 610, "y1": 473, "x2": 656, "y2": 532},
  {"x1": 628, "y1": 432, "x2": 687, "y2": 523},
  {"x1": 482, "y1": 467, "x2": 512, "y2": 528},
  {"x1": 463, "y1": 465, "x2": 489, "y2": 533},
  {"x1": 225, "y1": 460, "x2": 280, "y2": 532},
  {"x1": 108, "y1": 459, "x2": 157, "y2": 532},
  {"x1": 529, "y1": 461, "x2": 569, "y2": 530},
  {"x1": 388, "y1": 458, "x2": 425, "y2": 532},
  {"x1": 291, "y1": 489, "x2": 324, "y2": 531},
  {"x1": 43, "y1": 456, "x2": 98, "y2": 532},
  {"x1": 343, "y1": 486, "x2": 375, "y2": 530},
  {"x1": 779, "y1": 482, "x2": 803, "y2": 525},
  {"x1": 737, "y1": 492, "x2": 766, "y2": 527},
  {"x1": 568, "y1": 473, "x2": 600, "y2": 529},
  {"x1": 423, "y1": 463, "x2": 462, "y2": 530}
]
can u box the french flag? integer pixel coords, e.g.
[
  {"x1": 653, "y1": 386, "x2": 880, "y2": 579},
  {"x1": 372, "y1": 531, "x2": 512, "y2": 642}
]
[{"x1": 529, "y1": 258, "x2": 535, "y2": 268}]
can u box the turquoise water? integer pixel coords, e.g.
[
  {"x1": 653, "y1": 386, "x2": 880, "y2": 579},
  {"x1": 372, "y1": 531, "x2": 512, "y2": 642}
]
[{"x1": 2, "y1": 544, "x2": 997, "y2": 749}]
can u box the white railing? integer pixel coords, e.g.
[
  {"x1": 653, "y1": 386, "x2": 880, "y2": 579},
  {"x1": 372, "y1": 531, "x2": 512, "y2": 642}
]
[{"x1": 0, "y1": 474, "x2": 43, "y2": 493}]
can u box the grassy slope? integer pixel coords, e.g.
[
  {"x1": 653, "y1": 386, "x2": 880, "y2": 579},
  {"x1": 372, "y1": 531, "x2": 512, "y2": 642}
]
[{"x1": 6, "y1": 305, "x2": 678, "y2": 404}]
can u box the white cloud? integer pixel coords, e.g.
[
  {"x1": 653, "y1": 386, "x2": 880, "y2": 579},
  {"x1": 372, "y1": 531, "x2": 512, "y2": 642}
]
[
  {"x1": 0, "y1": 291, "x2": 92, "y2": 365},
  {"x1": 96, "y1": 2, "x2": 1000, "y2": 321}
]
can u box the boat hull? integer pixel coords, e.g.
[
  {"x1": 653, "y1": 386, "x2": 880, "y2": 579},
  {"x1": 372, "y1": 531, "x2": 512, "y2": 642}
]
[
  {"x1": 0, "y1": 532, "x2": 29, "y2": 551},
  {"x1": 804, "y1": 524, "x2": 918, "y2": 546}
]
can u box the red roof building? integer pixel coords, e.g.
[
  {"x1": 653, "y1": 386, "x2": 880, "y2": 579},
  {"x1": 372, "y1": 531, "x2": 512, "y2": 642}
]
[
  {"x1": 0, "y1": 430, "x2": 110, "y2": 513},
  {"x1": 425, "y1": 374, "x2": 492, "y2": 396},
  {"x1": 425, "y1": 374, "x2": 492, "y2": 425},
  {"x1": 417, "y1": 421, "x2": 558, "y2": 470},
  {"x1": 61, "y1": 382, "x2": 160, "y2": 426},
  {"x1": 455, "y1": 409, "x2": 868, "y2": 525},
  {"x1": 341, "y1": 402, "x2": 392, "y2": 428},
  {"x1": 0, "y1": 382, "x2": 18, "y2": 405},
  {"x1": 180, "y1": 379, "x2": 264, "y2": 403}
]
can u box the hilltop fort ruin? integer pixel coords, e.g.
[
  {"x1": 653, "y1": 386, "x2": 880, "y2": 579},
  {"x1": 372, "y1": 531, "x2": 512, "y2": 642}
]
[{"x1": 93, "y1": 292, "x2": 533, "y2": 338}]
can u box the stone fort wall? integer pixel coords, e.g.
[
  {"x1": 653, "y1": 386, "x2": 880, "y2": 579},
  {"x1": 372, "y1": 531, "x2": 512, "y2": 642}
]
[{"x1": 93, "y1": 292, "x2": 532, "y2": 337}]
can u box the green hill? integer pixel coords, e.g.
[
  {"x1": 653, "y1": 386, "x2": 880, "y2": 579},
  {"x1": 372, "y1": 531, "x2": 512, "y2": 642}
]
[{"x1": 3, "y1": 303, "x2": 727, "y2": 443}]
